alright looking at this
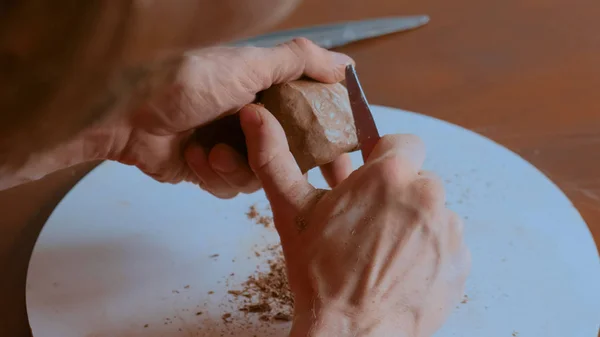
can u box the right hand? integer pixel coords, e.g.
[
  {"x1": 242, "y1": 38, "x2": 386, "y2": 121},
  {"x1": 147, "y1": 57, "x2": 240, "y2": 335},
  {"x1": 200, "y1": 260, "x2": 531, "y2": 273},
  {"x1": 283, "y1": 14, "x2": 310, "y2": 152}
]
[{"x1": 240, "y1": 103, "x2": 471, "y2": 337}]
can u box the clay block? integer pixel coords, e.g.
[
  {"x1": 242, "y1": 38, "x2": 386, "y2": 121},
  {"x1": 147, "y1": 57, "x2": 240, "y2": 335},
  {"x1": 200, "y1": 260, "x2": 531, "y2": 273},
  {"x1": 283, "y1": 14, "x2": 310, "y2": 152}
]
[{"x1": 259, "y1": 79, "x2": 359, "y2": 173}]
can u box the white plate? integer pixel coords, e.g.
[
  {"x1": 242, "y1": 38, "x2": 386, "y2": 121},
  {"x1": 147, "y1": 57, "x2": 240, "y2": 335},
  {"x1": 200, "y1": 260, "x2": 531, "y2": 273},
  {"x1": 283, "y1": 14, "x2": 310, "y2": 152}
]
[{"x1": 26, "y1": 106, "x2": 600, "y2": 337}]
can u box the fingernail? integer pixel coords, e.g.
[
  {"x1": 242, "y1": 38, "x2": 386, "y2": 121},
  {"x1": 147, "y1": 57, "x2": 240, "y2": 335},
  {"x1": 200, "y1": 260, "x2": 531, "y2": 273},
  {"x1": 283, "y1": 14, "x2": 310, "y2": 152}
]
[
  {"x1": 211, "y1": 148, "x2": 239, "y2": 173},
  {"x1": 240, "y1": 104, "x2": 263, "y2": 127},
  {"x1": 332, "y1": 51, "x2": 354, "y2": 66}
]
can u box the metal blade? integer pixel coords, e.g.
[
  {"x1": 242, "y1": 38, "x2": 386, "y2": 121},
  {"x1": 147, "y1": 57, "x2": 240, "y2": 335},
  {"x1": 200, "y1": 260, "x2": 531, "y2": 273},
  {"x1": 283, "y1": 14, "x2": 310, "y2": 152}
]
[
  {"x1": 345, "y1": 64, "x2": 380, "y2": 162},
  {"x1": 231, "y1": 15, "x2": 429, "y2": 49}
]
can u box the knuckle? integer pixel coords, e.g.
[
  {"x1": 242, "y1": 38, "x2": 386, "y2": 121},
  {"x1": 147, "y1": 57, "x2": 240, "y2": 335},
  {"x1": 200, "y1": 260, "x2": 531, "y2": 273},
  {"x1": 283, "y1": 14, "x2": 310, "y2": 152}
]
[
  {"x1": 287, "y1": 37, "x2": 315, "y2": 50},
  {"x1": 384, "y1": 133, "x2": 423, "y2": 147},
  {"x1": 368, "y1": 134, "x2": 425, "y2": 172},
  {"x1": 370, "y1": 155, "x2": 413, "y2": 187},
  {"x1": 251, "y1": 148, "x2": 280, "y2": 175},
  {"x1": 411, "y1": 172, "x2": 445, "y2": 210},
  {"x1": 267, "y1": 40, "x2": 308, "y2": 84},
  {"x1": 378, "y1": 134, "x2": 424, "y2": 154},
  {"x1": 281, "y1": 37, "x2": 320, "y2": 64}
]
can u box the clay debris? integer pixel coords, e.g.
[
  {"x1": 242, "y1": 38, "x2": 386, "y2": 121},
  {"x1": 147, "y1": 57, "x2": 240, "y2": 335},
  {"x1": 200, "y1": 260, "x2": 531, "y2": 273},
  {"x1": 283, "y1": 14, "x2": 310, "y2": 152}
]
[
  {"x1": 226, "y1": 243, "x2": 293, "y2": 322},
  {"x1": 246, "y1": 205, "x2": 274, "y2": 228}
]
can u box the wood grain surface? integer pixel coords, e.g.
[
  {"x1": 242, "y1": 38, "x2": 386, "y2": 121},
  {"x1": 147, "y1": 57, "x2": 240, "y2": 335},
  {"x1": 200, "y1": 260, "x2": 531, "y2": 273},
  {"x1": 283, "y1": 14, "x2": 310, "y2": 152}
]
[{"x1": 1, "y1": 0, "x2": 599, "y2": 335}]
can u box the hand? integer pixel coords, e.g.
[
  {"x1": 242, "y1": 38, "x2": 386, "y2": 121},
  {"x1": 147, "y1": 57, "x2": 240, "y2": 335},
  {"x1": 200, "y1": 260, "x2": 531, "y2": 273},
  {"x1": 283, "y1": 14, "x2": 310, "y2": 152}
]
[
  {"x1": 0, "y1": 38, "x2": 354, "y2": 193},
  {"x1": 110, "y1": 38, "x2": 355, "y2": 198},
  {"x1": 239, "y1": 103, "x2": 471, "y2": 337}
]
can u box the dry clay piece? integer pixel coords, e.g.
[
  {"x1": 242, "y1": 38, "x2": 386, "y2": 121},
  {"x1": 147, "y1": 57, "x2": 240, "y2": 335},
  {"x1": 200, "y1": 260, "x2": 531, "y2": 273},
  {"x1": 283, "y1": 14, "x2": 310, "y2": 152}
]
[{"x1": 259, "y1": 80, "x2": 359, "y2": 173}]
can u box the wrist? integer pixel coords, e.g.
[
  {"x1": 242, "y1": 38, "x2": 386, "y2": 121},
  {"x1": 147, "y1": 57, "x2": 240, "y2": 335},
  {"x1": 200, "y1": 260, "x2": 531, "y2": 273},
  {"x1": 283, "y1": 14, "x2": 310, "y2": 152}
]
[
  {"x1": 290, "y1": 307, "x2": 351, "y2": 337},
  {"x1": 79, "y1": 124, "x2": 128, "y2": 162},
  {"x1": 290, "y1": 305, "x2": 410, "y2": 337}
]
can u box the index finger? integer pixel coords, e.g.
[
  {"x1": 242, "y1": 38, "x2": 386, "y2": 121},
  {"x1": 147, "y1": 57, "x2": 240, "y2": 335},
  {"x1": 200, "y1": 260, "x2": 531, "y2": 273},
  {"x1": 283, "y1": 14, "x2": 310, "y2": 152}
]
[{"x1": 240, "y1": 104, "x2": 315, "y2": 212}]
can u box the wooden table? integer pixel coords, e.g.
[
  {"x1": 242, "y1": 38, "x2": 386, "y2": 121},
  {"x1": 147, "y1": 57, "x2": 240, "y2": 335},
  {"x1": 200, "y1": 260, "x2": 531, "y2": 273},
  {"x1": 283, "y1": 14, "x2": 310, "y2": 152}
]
[{"x1": 2, "y1": 0, "x2": 599, "y2": 335}]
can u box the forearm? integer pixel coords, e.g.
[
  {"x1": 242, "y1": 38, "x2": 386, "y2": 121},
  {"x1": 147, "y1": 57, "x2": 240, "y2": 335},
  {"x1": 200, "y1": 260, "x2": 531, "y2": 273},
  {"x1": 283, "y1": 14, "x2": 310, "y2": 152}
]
[
  {"x1": 0, "y1": 2, "x2": 179, "y2": 192},
  {"x1": 0, "y1": 126, "x2": 118, "y2": 190}
]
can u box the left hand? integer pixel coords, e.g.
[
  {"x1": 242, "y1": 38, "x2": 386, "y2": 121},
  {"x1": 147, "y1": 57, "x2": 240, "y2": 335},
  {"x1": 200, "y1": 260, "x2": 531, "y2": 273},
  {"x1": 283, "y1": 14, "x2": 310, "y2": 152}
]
[
  {"x1": 2, "y1": 38, "x2": 355, "y2": 193},
  {"x1": 109, "y1": 38, "x2": 355, "y2": 198}
]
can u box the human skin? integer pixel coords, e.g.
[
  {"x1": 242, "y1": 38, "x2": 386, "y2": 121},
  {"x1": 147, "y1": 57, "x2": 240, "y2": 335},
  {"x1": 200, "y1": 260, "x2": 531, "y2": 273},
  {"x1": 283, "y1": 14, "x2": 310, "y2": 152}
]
[
  {"x1": 0, "y1": 1, "x2": 353, "y2": 193},
  {"x1": 0, "y1": 2, "x2": 470, "y2": 336},
  {"x1": 240, "y1": 104, "x2": 471, "y2": 337}
]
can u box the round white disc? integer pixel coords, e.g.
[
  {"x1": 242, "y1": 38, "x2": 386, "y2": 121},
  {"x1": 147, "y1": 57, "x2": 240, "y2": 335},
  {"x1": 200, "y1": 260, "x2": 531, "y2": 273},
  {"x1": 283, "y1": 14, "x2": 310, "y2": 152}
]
[{"x1": 26, "y1": 106, "x2": 600, "y2": 337}]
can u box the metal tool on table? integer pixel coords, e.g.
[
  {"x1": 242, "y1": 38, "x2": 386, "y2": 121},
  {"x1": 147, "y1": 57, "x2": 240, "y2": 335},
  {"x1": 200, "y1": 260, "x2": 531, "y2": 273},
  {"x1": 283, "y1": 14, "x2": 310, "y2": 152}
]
[
  {"x1": 345, "y1": 64, "x2": 380, "y2": 162},
  {"x1": 197, "y1": 15, "x2": 428, "y2": 156},
  {"x1": 232, "y1": 15, "x2": 430, "y2": 48}
]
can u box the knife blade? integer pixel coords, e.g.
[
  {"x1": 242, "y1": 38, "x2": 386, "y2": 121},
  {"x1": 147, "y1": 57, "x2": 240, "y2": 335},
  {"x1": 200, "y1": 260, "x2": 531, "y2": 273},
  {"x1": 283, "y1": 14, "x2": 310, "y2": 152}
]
[
  {"x1": 231, "y1": 15, "x2": 429, "y2": 49},
  {"x1": 345, "y1": 64, "x2": 380, "y2": 162}
]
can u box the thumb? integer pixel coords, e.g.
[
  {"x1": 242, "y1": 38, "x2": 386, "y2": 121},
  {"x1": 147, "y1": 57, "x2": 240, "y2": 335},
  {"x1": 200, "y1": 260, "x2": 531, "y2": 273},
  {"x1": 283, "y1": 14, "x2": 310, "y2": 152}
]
[{"x1": 240, "y1": 104, "x2": 314, "y2": 212}]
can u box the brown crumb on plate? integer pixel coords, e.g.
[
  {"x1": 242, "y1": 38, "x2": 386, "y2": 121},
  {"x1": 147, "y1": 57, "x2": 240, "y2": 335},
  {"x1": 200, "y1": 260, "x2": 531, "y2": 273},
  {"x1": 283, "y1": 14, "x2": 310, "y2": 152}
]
[
  {"x1": 246, "y1": 205, "x2": 274, "y2": 228},
  {"x1": 273, "y1": 312, "x2": 292, "y2": 321},
  {"x1": 240, "y1": 303, "x2": 271, "y2": 313},
  {"x1": 246, "y1": 205, "x2": 259, "y2": 220},
  {"x1": 226, "y1": 245, "x2": 293, "y2": 322}
]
